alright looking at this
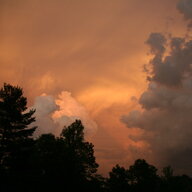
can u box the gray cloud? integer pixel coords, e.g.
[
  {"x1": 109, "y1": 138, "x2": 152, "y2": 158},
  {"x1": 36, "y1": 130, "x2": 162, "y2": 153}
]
[
  {"x1": 177, "y1": 0, "x2": 192, "y2": 20},
  {"x1": 146, "y1": 33, "x2": 192, "y2": 87},
  {"x1": 145, "y1": 33, "x2": 167, "y2": 55},
  {"x1": 32, "y1": 94, "x2": 58, "y2": 136},
  {"x1": 122, "y1": 31, "x2": 192, "y2": 175},
  {"x1": 31, "y1": 92, "x2": 97, "y2": 137},
  {"x1": 121, "y1": 0, "x2": 192, "y2": 174}
]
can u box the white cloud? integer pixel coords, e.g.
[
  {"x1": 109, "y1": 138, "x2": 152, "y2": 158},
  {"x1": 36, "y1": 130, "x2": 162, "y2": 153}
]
[{"x1": 31, "y1": 91, "x2": 97, "y2": 137}]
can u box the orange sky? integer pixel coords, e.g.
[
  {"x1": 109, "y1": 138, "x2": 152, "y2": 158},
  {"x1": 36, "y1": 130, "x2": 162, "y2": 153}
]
[{"x1": 0, "y1": 0, "x2": 188, "y2": 175}]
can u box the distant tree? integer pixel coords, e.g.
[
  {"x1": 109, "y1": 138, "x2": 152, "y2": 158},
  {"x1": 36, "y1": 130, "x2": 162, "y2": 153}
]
[
  {"x1": 161, "y1": 175, "x2": 192, "y2": 192},
  {"x1": 172, "y1": 175, "x2": 192, "y2": 192},
  {"x1": 60, "y1": 119, "x2": 98, "y2": 180},
  {"x1": 162, "y1": 166, "x2": 174, "y2": 180},
  {"x1": 128, "y1": 159, "x2": 159, "y2": 192},
  {"x1": 0, "y1": 83, "x2": 36, "y2": 172},
  {"x1": 107, "y1": 164, "x2": 130, "y2": 192},
  {"x1": 160, "y1": 166, "x2": 192, "y2": 192},
  {"x1": 30, "y1": 120, "x2": 99, "y2": 191}
]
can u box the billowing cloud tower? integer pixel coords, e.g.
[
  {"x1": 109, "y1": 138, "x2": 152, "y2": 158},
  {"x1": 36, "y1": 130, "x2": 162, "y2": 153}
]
[{"x1": 122, "y1": 0, "x2": 192, "y2": 174}]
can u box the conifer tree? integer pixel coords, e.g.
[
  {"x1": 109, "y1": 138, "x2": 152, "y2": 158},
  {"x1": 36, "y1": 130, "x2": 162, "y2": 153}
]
[
  {"x1": 0, "y1": 83, "x2": 36, "y2": 170},
  {"x1": 60, "y1": 120, "x2": 98, "y2": 179}
]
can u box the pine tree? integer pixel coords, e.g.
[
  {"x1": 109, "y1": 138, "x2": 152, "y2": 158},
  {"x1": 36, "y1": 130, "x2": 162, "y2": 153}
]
[
  {"x1": 60, "y1": 120, "x2": 98, "y2": 178},
  {"x1": 60, "y1": 120, "x2": 99, "y2": 190},
  {"x1": 0, "y1": 83, "x2": 37, "y2": 171},
  {"x1": 30, "y1": 120, "x2": 99, "y2": 191}
]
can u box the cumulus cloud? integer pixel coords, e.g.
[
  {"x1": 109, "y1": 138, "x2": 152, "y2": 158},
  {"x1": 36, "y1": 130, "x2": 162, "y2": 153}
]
[
  {"x1": 53, "y1": 91, "x2": 97, "y2": 136},
  {"x1": 31, "y1": 91, "x2": 97, "y2": 137},
  {"x1": 145, "y1": 33, "x2": 192, "y2": 86},
  {"x1": 31, "y1": 94, "x2": 58, "y2": 136},
  {"x1": 121, "y1": 0, "x2": 192, "y2": 174},
  {"x1": 145, "y1": 33, "x2": 167, "y2": 56},
  {"x1": 122, "y1": 30, "x2": 192, "y2": 174},
  {"x1": 177, "y1": 0, "x2": 192, "y2": 29},
  {"x1": 177, "y1": 0, "x2": 192, "y2": 21}
]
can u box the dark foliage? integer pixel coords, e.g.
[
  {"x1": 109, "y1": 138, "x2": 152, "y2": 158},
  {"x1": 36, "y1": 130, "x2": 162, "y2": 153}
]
[
  {"x1": 29, "y1": 120, "x2": 100, "y2": 191},
  {"x1": 107, "y1": 164, "x2": 130, "y2": 192},
  {"x1": 107, "y1": 160, "x2": 192, "y2": 192},
  {"x1": 0, "y1": 83, "x2": 36, "y2": 173},
  {"x1": 0, "y1": 83, "x2": 192, "y2": 192},
  {"x1": 128, "y1": 159, "x2": 159, "y2": 192}
]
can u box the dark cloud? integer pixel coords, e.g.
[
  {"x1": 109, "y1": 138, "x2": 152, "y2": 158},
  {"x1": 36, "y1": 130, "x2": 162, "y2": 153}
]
[
  {"x1": 177, "y1": 0, "x2": 192, "y2": 28},
  {"x1": 145, "y1": 33, "x2": 167, "y2": 55},
  {"x1": 122, "y1": 1, "x2": 192, "y2": 174},
  {"x1": 146, "y1": 33, "x2": 192, "y2": 87},
  {"x1": 177, "y1": 0, "x2": 192, "y2": 20},
  {"x1": 122, "y1": 30, "x2": 192, "y2": 175}
]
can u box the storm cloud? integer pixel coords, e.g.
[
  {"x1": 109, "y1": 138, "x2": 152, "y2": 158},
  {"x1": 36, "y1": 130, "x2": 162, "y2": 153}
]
[
  {"x1": 177, "y1": 0, "x2": 192, "y2": 20},
  {"x1": 122, "y1": 5, "x2": 192, "y2": 174},
  {"x1": 0, "y1": 0, "x2": 189, "y2": 175}
]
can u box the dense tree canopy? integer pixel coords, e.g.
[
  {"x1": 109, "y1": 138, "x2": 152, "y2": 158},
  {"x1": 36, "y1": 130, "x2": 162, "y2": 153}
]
[
  {"x1": 29, "y1": 120, "x2": 99, "y2": 191},
  {"x1": 128, "y1": 159, "x2": 159, "y2": 192},
  {"x1": 0, "y1": 83, "x2": 192, "y2": 192},
  {"x1": 61, "y1": 120, "x2": 98, "y2": 178},
  {"x1": 108, "y1": 164, "x2": 129, "y2": 192}
]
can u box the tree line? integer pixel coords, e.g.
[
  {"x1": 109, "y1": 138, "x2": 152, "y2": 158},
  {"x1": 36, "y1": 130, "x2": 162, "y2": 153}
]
[{"x1": 0, "y1": 83, "x2": 192, "y2": 192}]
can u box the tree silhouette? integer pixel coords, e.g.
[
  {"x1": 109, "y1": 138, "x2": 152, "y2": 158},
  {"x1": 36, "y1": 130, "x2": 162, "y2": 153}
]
[
  {"x1": 128, "y1": 159, "x2": 159, "y2": 192},
  {"x1": 60, "y1": 120, "x2": 99, "y2": 190},
  {"x1": 0, "y1": 83, "x2": 37, "y2": 191},
  {"x1": 107, "y1": 164, "x2": 130, "y2": 192},
  {"x1": 27, "y1": 133, "x2": 65, "y2": 191},
  {"x1": 29, "y1": 120, "x2": 99, "y2": 191},
  {"x1": 160, "y1": 166, "x2": 192, "y2": 192},
  {"x1": 1, "y1": 83, "x2": 192, "y2": 192},
  {"x1": 162, "y1": 166, "x2": 173, "y2": 180},
  {"x1": 0, "y1": 83, "x2": 36, "y2": 171},
  {"x1": 60, "y1": 120, "x2": 98, "y2": 178}
]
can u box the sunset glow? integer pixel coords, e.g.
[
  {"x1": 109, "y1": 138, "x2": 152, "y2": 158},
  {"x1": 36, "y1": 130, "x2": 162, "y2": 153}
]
[{"x1": 1, "y1": 0, "x2": 192, "y2": 176}]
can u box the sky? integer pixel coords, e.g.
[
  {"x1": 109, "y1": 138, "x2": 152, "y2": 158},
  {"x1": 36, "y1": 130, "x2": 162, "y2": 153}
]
[{"x1": 1, "y1": 0, "x2": 192, "y2": 176}]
